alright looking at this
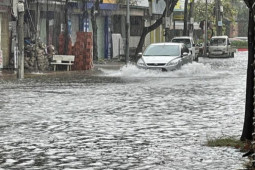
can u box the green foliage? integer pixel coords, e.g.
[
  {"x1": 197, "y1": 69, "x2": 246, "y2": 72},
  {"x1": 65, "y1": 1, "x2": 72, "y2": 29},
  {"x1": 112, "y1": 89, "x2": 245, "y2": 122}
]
[
  {"x1": 207, "y1": 136, "x2": 246, "y2": 151},
  {"x1": 194, "y1": 0, "x2": 237, "y2": 22},
  {"x1": 231, "y1": 40, "x2": 248, "y2": 48},
  {"x1": 193, "y1": 0, "x2": 237, "y2": 35}
]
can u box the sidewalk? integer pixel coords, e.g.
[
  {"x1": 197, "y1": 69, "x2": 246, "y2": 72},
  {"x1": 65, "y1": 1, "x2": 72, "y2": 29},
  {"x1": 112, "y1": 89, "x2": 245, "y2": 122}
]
[
  {"x1": 93, "y1": 59, "x2": 126, "y2": 70},
  {"x1": 0, "y1": 59, "x2": 127, "y2": 80}
]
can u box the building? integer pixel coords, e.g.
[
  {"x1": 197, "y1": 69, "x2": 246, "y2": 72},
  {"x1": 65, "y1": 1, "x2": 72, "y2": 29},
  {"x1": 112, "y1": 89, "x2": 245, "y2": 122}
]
[{"x1": 0, "y1": 0, "x2": 11, "y2": 69}]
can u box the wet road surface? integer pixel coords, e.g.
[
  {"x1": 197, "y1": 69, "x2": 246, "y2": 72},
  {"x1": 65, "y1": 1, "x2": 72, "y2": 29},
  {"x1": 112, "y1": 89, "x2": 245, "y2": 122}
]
[{"x1": 0, "y1": 52, "x2": 248, "y2": 169}]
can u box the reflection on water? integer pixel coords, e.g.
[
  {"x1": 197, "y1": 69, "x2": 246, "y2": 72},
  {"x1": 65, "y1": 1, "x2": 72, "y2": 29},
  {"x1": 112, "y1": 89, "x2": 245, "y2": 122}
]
[{"x1": 0, "y1": 52, "x2": 248, "y2": 169}]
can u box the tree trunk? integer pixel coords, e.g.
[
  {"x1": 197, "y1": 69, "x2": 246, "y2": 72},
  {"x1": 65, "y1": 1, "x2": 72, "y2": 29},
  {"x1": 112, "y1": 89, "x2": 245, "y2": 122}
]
[
  {"x1": 134, "y1": 0, "x2": 178, "y2": 60},
  {"x1": 240, "y1": 9, "x2": 255, "y2": 141}
]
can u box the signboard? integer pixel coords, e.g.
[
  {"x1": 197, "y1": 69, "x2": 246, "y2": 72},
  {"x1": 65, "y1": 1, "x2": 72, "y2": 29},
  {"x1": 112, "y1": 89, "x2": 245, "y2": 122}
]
[
  {"x1": 174, "y1": 0, "x2": 185, "y2": 11},
  {"x1": 218, "y1": 21, "x2": 222, "y2": 26},
  {"x1": 152, "y1": 0, "x2": 165, "y2": 14},
  {"x1": 0, "y1": 0, "x2": 10, "y2": 6},
  {"x1": 103, "y1": 0, "x2": 116, "y2": 3},
  {"x1": 0, "y1": 5, "x2": 8, "y2": 12},
  {"x1": 135, "y1": 0, "x2": 149, "y2": 7},
  {"x1": 152, "y1": 0, "x2": 186, "y2": 15}
]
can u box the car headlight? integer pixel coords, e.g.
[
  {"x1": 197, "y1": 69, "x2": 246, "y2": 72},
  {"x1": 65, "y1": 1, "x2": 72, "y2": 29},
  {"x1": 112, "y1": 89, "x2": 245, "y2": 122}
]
[
  {"x1": 166, "y1": 58, "x2": 181, "y2": 66},
  {"x1": 137, "y1": 58, "x2": 146, "y2": 66}
]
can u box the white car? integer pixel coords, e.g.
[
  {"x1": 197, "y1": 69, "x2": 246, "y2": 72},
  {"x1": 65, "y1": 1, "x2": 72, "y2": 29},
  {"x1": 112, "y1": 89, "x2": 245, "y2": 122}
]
[
  {"x1": 137, "y1": 43, "x2": 192, "y2": 71},
  {"x1": 171, "y1": 36, "x2": 199, "y2": 61},
  {"x1": 208, "y1": 36, "x2": 235, "y2": 58}
]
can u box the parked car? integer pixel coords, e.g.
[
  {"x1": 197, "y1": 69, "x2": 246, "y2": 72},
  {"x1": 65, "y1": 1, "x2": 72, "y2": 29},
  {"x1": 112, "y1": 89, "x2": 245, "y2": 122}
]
[
  {"x1": 208, "y1": 36, "x2": 235, "y2": 58},
  {"x1": 171, "y1": 36, "x2": 199, "y2": 61},
  {"x1": 136, "y1": 43, "x2": 192, "y2": 71}
]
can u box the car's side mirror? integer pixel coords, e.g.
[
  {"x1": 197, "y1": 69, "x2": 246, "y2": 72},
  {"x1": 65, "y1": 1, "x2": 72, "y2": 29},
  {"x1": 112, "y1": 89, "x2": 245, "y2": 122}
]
[
  {"x1": 182, "y1": 52, "x2": 188, "y2": 57},
  {"x1": 138, "y1": 52, "x2": 142, "y2": 56}
]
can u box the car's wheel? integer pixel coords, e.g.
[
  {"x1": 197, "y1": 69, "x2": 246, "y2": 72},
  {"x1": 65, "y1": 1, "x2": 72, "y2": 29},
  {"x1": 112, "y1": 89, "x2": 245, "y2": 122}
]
[{"x1": 231, "y1": 52, "x2": 234, "y2": 58}]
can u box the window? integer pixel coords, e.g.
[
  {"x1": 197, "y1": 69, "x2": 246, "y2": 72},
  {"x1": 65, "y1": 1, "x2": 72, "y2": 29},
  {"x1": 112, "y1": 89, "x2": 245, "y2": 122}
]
[
  {"x1": 172, "y1": 39, "x2": 191, "y2": 48},
  {"x1": 182, "y1": 45, "x2": 189, "y2": 53},
  {"x1": 144, "y1": 44, "x2": 180, "y2": 56},
  {"x1": 130, "y1": 16, "x2": 143, "y2": 36}
]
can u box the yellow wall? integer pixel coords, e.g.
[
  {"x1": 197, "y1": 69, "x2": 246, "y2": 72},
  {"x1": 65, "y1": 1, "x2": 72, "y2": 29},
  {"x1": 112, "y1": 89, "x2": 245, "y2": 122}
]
[
  {"x1": 156, "y1": 26, "x2": 160, "y2": 42},
  {"x1": 103, "y1": 0, "x2": 116, "y2": 3},
  {"x1": 150, "y1": 30, "x2": 154, "y2": 43},
  {"x1": 1, "y1": 13, "x2": 9, "y2": 67}
]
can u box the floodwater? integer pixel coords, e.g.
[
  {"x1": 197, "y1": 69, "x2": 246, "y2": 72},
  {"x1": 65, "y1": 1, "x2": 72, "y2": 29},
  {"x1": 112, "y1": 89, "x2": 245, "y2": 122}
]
[{"x1": 0, "y1": 52, "x2": 248, "y2": 170}]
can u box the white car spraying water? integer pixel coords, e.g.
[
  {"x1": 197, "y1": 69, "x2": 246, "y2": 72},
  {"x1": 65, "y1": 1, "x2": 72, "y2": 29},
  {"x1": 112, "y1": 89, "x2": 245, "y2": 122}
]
[{"x1": 137, "y1": 43, "x2": 192, "y2": 71}]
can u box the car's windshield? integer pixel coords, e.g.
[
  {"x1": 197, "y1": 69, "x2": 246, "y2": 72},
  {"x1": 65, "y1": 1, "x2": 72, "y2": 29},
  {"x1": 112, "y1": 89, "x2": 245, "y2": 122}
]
[
  {"x1": 210, "y1": 38, "x2": 226, "y2": 46},
  {"x1": 172, "y1": 39, "x2": 191, "y2": 48},
  {"x1": 143, "y1": 44, "x2": 180, "y2": 56}
]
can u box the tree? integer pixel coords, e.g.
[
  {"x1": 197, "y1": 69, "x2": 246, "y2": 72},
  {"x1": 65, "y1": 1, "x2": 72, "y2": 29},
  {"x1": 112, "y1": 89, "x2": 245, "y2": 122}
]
[
  {"x1": 193, "y1": 0, "x2": 237, "y2": 36},
  {"x1": 240, "y1": 0, "x2": 255, "y2": 142},
  {"x1": 134, "y1": 0, "x2": 178, "y2": 60},
  {"x1": 234, "y1": 0, "x2": 249, "y2": 37}
]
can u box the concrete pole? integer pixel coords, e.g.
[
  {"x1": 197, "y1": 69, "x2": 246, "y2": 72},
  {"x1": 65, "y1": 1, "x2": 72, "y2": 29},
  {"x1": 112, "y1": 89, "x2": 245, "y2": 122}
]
[
  {"x1": 126, "y1": 0, "x2": 130, "y2": 64},
  {"x1": 204, "y1": 0, "x2": 208, "y2": 56},
  {"x1": 188, "y1": 0, "x2": 194, "y2": 38},
  {"x1": 215, "y1": 0, "x2": 219, "y2": 36},
  {"x1": 17, "y1": 0, "x2": 25, "y2": 79},
  {"x1": 34, "y1": 0, "x2": 40, "y2": 71},
  {"x1": 218, "y1": 0, "x2": 222, "y2": 35},
  {"x1": 165, "y1": 0, "x2": 170, "y2": 42},
  {"x1": 215, "y1": 0, "x2": 222, "y2": 36}
]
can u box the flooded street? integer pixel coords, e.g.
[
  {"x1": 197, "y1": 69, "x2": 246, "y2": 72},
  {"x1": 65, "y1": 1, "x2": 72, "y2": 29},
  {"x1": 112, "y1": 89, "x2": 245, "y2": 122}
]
[{"x1": 0, "y1": 52, "x2": 248, "y2": 169}]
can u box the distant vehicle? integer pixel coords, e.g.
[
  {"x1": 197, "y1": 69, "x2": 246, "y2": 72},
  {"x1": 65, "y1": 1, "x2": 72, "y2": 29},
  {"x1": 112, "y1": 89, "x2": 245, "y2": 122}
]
[
  {"x1": 136, "y1": 43, "x2": 192, "y2": 71},
  {"x1": 208, "y1": 36, "x2": 235, "y2": 58},
  {"x1": 171, "y1": 36, "x2": 199, "y2": 61}
]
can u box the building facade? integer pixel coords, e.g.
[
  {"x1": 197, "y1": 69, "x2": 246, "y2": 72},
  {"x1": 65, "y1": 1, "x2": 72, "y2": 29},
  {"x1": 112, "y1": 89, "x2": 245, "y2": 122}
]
[{"x1": 0, "y1": 0, "x2": 11, "y2": 69}]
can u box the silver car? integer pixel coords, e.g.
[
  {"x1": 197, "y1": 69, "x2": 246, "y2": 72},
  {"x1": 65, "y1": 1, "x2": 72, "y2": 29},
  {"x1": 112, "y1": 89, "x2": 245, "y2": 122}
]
[{"x1": 137, "y1": 43, "x2": 192, "y2": 71}]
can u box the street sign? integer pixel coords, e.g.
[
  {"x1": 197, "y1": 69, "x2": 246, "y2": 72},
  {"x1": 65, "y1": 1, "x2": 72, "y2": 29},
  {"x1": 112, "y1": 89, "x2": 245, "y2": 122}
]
[{"x1": 218, "y1": 21, "x2": 222, "y2": 26}]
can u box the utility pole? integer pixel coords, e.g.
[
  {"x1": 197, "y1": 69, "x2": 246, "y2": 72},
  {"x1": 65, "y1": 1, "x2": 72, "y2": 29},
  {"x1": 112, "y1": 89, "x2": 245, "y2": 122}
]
[
  {"x1": 46, "y1": 0, "x2": 49, "y2": 45},
  {"x1": 215, "y1": 0, "x2": 222, "y2": 36},
  {"x1": 188, "y1": 0, "x2": 194, "y2": 38},
  {"x1": 34, "y1": 0, "x2": 40, "y2": 71},
  {"x1": 165, "y1": 0, "x2": 170, "y2": 42},
  {"x1": 17, "y1": 0, "x2": 25, "y2": 79},
  {"x1": 183, "y1": 0, "x2": 188, "y2": 36},
  {"x1": 218, "y1": 1, "x2": 223, "y2": 35},
  {"x1": 204, "y1": 0, "x2": 208, "y2": 57},
  {"x1": 126, "y1": 0, "x2": 130, "y2": 64}
]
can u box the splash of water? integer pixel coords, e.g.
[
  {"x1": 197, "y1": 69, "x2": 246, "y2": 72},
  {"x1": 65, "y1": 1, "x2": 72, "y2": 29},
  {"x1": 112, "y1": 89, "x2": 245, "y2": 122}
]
[{"x1": 100, "y1": 62, "x2": 215, "y2": 78}]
